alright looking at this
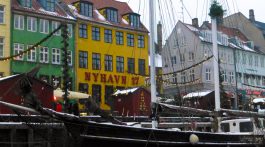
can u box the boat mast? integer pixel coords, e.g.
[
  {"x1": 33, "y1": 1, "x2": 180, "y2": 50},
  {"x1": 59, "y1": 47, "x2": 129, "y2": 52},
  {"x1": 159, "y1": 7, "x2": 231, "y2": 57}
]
[{"x1": 149, "y1": 0, "x2": 157, "y2": 128}]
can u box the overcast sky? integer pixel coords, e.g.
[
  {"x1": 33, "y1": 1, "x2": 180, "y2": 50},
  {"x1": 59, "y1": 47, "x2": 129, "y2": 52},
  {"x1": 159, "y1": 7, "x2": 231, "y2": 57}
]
[{"x1": 118, "y1": 0, "x2": 265, "y2": 39}]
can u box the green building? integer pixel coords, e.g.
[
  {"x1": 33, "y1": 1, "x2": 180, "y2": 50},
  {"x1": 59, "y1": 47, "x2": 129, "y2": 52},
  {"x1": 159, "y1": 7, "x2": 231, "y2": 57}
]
[{"x1": 11, "y1": 0, "x2": 76, "y2": 90}]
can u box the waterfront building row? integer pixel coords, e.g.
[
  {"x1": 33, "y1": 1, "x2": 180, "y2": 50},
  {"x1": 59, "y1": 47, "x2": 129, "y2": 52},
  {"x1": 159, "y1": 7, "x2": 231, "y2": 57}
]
[{"x1": 0, "y1": 0, "x2": 149, "y2": 110}]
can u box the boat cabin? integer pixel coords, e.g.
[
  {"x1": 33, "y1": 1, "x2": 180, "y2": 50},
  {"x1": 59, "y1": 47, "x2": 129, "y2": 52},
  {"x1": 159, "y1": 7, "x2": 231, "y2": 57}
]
[{"x1": 221, "y1": 118, "x2": 264, "y2": 133}]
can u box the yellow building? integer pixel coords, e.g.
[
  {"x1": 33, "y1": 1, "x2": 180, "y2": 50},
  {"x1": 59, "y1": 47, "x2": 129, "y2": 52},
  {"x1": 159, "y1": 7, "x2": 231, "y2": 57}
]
[
  {"x1": 66, "y1": 0, "x2": 149, "y2": 110},
  {"x1": 0, "y1": 0, "x2": 11, "y2": 77}
]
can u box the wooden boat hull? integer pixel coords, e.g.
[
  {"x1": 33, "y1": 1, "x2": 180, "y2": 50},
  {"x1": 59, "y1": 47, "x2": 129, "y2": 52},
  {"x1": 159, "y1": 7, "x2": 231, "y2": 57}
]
[{"x1": 64, "y1": 121, "x2": 265, "y2": 147}]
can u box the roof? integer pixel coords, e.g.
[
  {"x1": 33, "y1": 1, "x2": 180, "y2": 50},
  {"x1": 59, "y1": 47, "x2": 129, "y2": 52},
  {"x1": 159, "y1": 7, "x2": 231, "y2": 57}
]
[
  {"x1": 0, "y1": 75, "x2": 19, "y2": 81},
  {"x1": 64, "y1": 0, "x2": 148, "y2": 32},
  {"x1": 12, "y1": 0, "x2": 75, "y2": 20},
  {"x1": 183, "y1": 90, "x2": 213, "y2": 99},
  {"x1": 113, "y1": 87, "x2": 139, "y2": 96},
  {"x1": 203, "y1": 23, "x2": 248, "y2": 42},
  {"x1": 54, "y1": 88, "x2": 91, "y2": 100}
]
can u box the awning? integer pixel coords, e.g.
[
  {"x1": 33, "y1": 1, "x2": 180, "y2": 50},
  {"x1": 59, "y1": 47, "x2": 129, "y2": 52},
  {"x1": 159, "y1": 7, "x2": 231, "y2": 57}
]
[
  {"x1": 54, "y1": 89, "x2": 91, "y2": 100},
  {"x1": 253, "y1": 98, "x2": 265, "y2": 103},
  {"x1": 183, "y1": 90, "x2": 213, "y2": 99}
]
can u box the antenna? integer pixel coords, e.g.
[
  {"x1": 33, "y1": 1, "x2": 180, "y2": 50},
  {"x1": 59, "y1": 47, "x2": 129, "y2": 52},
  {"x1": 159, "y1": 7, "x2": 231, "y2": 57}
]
[{"x1": 180, "y1": 0, "x2": 184, "y2": 22}]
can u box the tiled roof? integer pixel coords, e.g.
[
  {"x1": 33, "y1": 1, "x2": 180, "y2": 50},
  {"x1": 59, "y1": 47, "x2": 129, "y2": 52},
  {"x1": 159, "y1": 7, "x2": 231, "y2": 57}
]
[
  {"x1": 254, "y1": 21, "x2": 265, "y2": 32},
  {"x1": 12, "y1": 0, "x2": 75, "y2": 20},
  {"x1": 63, "y1": 0, "x2": 148, "y2": 32},
  {"x1": 204, "y1": 23, "x2": 248, "y2": 42}
]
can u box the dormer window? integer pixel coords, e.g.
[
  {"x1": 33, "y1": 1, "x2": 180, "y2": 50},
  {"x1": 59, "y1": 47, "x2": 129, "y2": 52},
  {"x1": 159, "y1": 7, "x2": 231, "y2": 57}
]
[
  {"x1": 44, "y1": 0, "x2": 55, "y2": 12},
  {"x1": 129, "y1": 14, "x2": 140, "y2": 28},
  {"x1": 80, "y1": 2, "x2": 93, "y2": 17},
  {"x1": 19, "y1": 0, "x2": 32, "y2": 8},
  {"x1": 105, "y1": 8, "x2": 118, "y2": 23}
]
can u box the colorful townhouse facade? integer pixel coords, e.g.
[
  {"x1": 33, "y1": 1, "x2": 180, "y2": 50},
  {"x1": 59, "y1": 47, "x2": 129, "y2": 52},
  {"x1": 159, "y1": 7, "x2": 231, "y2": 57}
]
[
  {"x1": 0, "y1": 0, "x2": 11, "y2": 77},
  {"x1": 11, "y1": 0, "x2": 76, "y2": 90},
  {"x1": 64, "y1": 0, "x2": 149, "y2": 110}
]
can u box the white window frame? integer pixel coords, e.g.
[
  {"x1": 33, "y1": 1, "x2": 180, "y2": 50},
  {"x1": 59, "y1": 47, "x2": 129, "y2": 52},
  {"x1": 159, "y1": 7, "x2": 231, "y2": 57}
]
[
  {"x1": 229, "y1": 72, "x2": 234, "y2": 84},
  {"x1": 52, "y1": 21, "x2": 60, "y2": 35},
  {"x1": 14, "y1": 15, "x2": 24, "y2": 30},
  {"x1": 188, "y1": 52, "x2": 194, "y2": 61},
  {"x1": 40, "y1": 47, "x2": 49, "y2": 63},
  {"x1": 181, "y1": 72, "x2": 186, "y2": 83},
  {"x1": 13, "y1": 43, "x2": 24, "y2": 60},
  {"x1": 189, "y1": 69, "x2": 195, "y2": 81},
  {"x1": 40, "y1": 19, "x2": 49, "y2": 34},
  {"x1": 52, "y1": 48, "x2": 60, "y2": 64},
  {"x1": 205, "y1": 68, "x2": 211, "y2": 81},
  {"x1": 27, "y1": 16, "x2": 37, "y2": 32},
  {"x1": 0, "y1": 5, "x2": 4, "y2": 24},
  {"x1": 68, "y1": 50, "x2": 72, "y2": 66},
  {"x1": 27, "y1": 45, "x2": 36, "y2": 62},
  {"x1": 0, "y1": 37, "x2": 3, "y2": 57},
  {"x1": 67, "y1": 24, "x2": 73, "y2": 38}
]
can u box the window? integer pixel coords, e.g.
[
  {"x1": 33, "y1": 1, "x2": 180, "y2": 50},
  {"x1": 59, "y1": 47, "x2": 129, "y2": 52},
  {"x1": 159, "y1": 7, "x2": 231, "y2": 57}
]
[
  {"x1": 67, "y1": 24, "x2": 73, "y2": 38},
  {"x1": 248, "y1": 55, "x2": 253, "y2": 66},
  {"x1": 116, "y1": 56, "x2": 124, "y2": 72},
  {"x1": 171, "y1": 56, "x2": 177, "y2": 65},
  {"x1": 79, "y1": 83, "x2": 88, "y2": 93},
  {"x1": 262, "y1": 77, "x2": 265, "y2": 86},
  {"x1": 255, "y1": 56, "x2": 259, "y2": 66},
  {"x1": 188, "y1": 52, "x2": 194, "y2": 61},
  {"x1": 105, "y1": 55, "x2": 113, "y2": 71},
  {"x1": 237, "y1": 73, "x2": 242, "y2": 83},
  {"x1": 68, "y1": 51, "x2": 72, "y2": 66},
  {"x1": 106, "y1": 8, "x2": 118, "y2": 22},
  {"x1": 52, "y1": 48, "x2": 60, "y2": 64},
  {"x1": 92, "y1": 84, "x2": 101, "y2": 104},
  {"x1": 129, "y1": 14, "x2": 140, "y2": 28},
  {"x1": 181, "y1": 72, "x2": 186, "y2": 83},
  {"x1": 206, "y1": 68, "x2": 211, "y2": 81},
  {"x1": 20, "y1": 0, "x2": 32, "y2": 8},
  {"x1": 242, "y1": 53, "x2": 246, "y2": 65},
  {"x1": 0, "y1": 38, "x2": 3, "y2": 57},
  {"x1": 79, "y1": 24, "x2": 87, "y2": 38},
  {"x1": 116, "y1": 31, "x2": 123, "y2": 45},
  {"x1": 190, "y1": 69, "x2": 195, "y2": 81},
  {"x1": 240, "y1": 122, "x2": 253, "y2": 132},
  {"x1": 0, "y1": 5, "x2": 4, "y2": 24},
  {"x1": 138, "y1": 59, "x2": 145, "y2": 75},
  {"x1": 92, "y1": 53, "x2": 101, "y2": 70},
  {"x1": 229, "y1": 72, "x2": 234, "y2": 83},
  {"x1": 104, "y1": 29, "x2": 112, "y2": 43},
  {"x1": 52, "y1": 21, "x2": 60, "y2": 35},
  {"x1": 46, "y1": 0, "x2": 55, "y2": 12},
  {"x1": 180, "y1": 53, "x2": 185, "y2": 63},
  {"x1": 27, "y1": 45, "x2": 36, "y2": 62},
  {"x1": 222, "y1": 70, "x2": 227, "y2": 82},
  {"x1": 127, "y1": 33, "x2": 134, "y2": 47},
  {"x1": 260, "y1": 56, "x2": 264, "y2": 67},
  {"x1": 40, "y1": 19, "x2": 49, "y2": 34},
  {"x1": 80, "y1": 2, "x2": 93, "y2": 17},
  {"x1": 39, "y1": 47, "x2": 49, "y2": 63},
  {"x1": 127, "y1": 58, "x2": 135, "y2": 73},
  {"x1": 92, "y1": 26, "x2": 100, "y2": 41},
  {"x1": 14, "y1": 15, "x2": 24, "y2": 30},
  {"x1": 105, "y1": 85, "x2": 114, "y2": 105},
  {"x1": 14, "y1": 43, "x2": 24, "y2": 60},
  {"x1": 256, "y1": 76, "x2": 261, "y2": 86},
  {"x1": 27, "y1": 17, "x2": 37, "y2": 32},
  {"x1": 138, "y1": 35, "x2": 144, "y2": 48},
  {"x1": 79, "y1": 51, "x2": 88, "y2": 68}
]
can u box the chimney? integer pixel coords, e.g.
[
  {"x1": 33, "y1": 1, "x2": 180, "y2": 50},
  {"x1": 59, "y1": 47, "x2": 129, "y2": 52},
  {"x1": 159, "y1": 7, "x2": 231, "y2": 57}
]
[
  {"x1": 192, "y1": 18, "x2": 199, "y2": 27},
  {"x1": 249, "y1": 9, "x2": 255, "y2": 22},
  {"x1": 157, "y1": 21, "x2": 162, "y2": 54}
]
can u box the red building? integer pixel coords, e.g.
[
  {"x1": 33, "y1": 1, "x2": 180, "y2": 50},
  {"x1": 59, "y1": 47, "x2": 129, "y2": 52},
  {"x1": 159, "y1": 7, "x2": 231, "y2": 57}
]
[
  {"x1": 0, "y1": 74, "x2": 54, "y2": 114},
  {"x1": 112, "y1": 87, "x2": 151, "y2": 116}
]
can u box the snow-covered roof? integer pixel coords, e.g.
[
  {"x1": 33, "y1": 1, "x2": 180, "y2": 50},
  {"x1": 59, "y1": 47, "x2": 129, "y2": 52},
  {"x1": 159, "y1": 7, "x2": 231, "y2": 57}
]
[
  {"x1": 183, "y1": 90, "x2": 213, "y2": 99},
  {"x1": 0, "y1": 75, "x2": 19, "y2": 81},
  {"x1": 113, "y1": 87, "x2": 139, "y2": 96},
  {"x1": 253, "y1": 98, "x2": 265, "y2": 103}
]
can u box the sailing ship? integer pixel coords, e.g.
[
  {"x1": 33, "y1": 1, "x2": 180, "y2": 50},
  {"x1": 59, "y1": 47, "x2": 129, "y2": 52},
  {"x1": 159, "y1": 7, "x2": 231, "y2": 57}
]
[{"x1": 0, "y1": 0, "x2": 264, "y2": 146}]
